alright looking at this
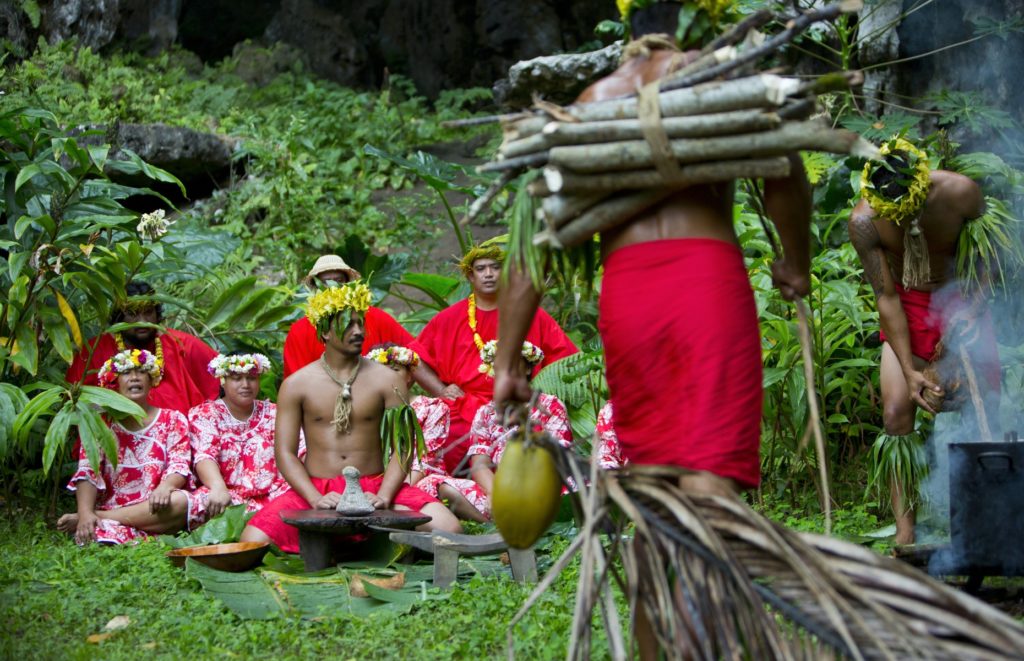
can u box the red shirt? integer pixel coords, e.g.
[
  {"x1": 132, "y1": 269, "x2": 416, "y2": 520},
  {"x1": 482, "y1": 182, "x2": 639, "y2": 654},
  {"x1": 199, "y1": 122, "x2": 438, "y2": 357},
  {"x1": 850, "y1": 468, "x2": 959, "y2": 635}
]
[
  {"x1": 408, "y1": 298, "x2": 577, "y2": 471},
  {"x1": 65, "y1": 329, "x2": 220, "y2": 414},
  {"x1": 282, "y1": 306, "x2": 414, "y2": 378}
]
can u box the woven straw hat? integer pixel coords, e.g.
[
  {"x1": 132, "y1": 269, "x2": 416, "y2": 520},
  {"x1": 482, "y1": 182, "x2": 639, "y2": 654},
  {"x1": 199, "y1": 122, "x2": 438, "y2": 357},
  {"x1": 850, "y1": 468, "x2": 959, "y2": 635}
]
[{"x1": 303, "y1": 254, "x2": 361, "y2": 287}]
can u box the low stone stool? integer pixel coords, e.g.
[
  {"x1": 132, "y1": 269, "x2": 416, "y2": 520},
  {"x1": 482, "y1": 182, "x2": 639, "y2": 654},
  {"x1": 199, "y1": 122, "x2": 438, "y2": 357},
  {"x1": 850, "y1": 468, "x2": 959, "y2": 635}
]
[{"x1": 386, "y1": 530, "x2": 537, "y2": 589}]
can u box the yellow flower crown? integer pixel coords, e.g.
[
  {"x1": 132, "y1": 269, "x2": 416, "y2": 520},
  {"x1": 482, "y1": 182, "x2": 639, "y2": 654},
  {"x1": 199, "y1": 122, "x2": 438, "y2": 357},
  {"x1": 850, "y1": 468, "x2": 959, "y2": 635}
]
[
  {"x1": 458, "y1": 244, "x2": 505, "y2": 278},
  {"x1": 860, "y1": 137, "x2": 931, "y2": 226},
  {"x1": 306, "y1": 281, "x2": 372, "y2": 338},
  {"x1": 618, "y1": 0, "x2": 733, "y2": 23}
]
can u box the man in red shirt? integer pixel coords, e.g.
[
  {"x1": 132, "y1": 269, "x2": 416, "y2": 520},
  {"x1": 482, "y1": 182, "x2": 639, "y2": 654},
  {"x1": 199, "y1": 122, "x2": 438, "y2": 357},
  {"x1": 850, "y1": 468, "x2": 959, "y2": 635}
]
[
  {"x1": 409, "y1": 245, "x2": 577, "y2": 474},
  {"x1": 66, "y1": 281, "x2": 220, "y2": 414},
  {"x1": 282, "y1": 254, "x2": 413, "y2": 378}
]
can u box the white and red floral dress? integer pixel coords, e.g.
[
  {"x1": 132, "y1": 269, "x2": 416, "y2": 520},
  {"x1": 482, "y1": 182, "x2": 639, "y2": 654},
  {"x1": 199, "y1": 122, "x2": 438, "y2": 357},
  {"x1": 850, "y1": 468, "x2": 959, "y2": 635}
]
[
  {"x1": 67, "y1": 408, "x2": 192, "y2": 544},
  {"x1": 596, "y1": 401, "x2": 625, "y2": 470},
  {"x1": 408, "y1": 396, "x2": 492, "y2": 518},
  {"x1": 187, "y1": 399, "x2": 300, "y2": 526},
  {"x1": 466, "y1": 393, "x2": 573, "y2": 501},
  {"x1": 467, "y1": 393, "x2": 573, "y2": 466}
]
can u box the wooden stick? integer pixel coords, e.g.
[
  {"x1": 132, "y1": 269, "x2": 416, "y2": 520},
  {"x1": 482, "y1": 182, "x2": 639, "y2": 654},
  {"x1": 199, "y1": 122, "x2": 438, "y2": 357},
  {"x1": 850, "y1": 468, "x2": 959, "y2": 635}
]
[
  {"x1": 460, "y1": 171, "x2": 515, "y2": 226},
  {"x1": 795, "y1": 298, "x2": 833, "y2": 536},
  {"x1": 660, "y1": 1, "x2": 863, "y2": 92},
  {"x1": 703, "y1": 9, "x2": 773, "y2": 53},
  {"x1": 547, "y1": 122, "x2": 872, "y2": 173},
  {"x1": 958, "y1": 345, "x2": 994, "y2": 442},
  {"x1": 543, "y1": 157, "x2": 791, "y2": 195},
  {"x1": 541, "y1": 192, "x2": 610, "y2": 228},
  {"x1": 503, "y1": 74, "x2": 803, "y2": 142},
  {"x1": 551, "y1": 189, "x2": 675, "y2": 248},
  {"x1": 500, "y1": 109, "x2": 781, "y2": 160}
]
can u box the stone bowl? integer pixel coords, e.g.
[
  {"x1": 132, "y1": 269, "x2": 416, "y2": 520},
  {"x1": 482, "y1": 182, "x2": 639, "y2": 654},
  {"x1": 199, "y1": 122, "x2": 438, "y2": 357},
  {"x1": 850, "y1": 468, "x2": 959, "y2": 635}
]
[{"x1": 166, "y1": 541, "x2": 270, "y2": 571}]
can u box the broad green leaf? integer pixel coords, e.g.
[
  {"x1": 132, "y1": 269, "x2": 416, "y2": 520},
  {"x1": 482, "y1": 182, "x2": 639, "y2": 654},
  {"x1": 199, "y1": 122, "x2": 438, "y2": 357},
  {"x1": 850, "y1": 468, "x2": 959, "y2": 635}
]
[
  {"x1": 0, "y1": 390, "x2": 16, "y2": 458},
  {"x1": 105, "y1": 149, "x2": 187, "y2": 196},
  {"x1": 398, "y1": 273, "x2": 460, "y2": 308},
  {"x1": 14, "y1": 164, "x2": 41, "y2": 191},
  {"x1": 12, "y1": 321, "x2": 39, "y2": 375},
  {"x1": 75, "y1": 401, "x2": 102, "y2": 476},
  {"x1": 75, "y1": 403, "x2": 117, "y2": 470},
  {"x1": 205, "y1": 276, "x2": 259, "y2": 328},
  {"x1": 12, "y1": 385, "x2": 63, "y2": 446},
  {"x1": 160, "y1": 505, "x2": 254, "y2": 548},
  {"x1": 78, "y1": 386, "x2": 146, "y2": 419},
  {"x1": 185, "y1": 560, "x2": 286, "y2": 620},
  {"x1": 42, "y1": 403, "x2": 75, "y2": 474}
]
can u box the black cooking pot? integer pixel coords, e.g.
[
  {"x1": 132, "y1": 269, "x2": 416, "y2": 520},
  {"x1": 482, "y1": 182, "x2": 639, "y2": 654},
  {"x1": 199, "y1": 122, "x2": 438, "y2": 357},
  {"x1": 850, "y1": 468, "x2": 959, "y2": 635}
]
[{"x1": 948, "y1": 434, "x2": 1024, "y2": 576}]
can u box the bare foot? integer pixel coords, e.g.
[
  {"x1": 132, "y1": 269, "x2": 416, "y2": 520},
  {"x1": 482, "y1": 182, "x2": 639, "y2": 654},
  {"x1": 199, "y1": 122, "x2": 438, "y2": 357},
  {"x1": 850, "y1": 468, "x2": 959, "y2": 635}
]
[
  {"x1": 56, "y1": 513, "x2": 78, "y2": 534},
  {"x1": 894, "y1": 525, "x2": 915, "y2": 546}
]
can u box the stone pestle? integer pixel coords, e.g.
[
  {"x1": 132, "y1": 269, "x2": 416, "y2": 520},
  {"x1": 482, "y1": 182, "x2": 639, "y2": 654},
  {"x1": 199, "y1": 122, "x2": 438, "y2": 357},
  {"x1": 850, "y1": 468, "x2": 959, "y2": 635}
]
[{"x1": 336, "y1": 466, "x2": 375, "y2": 516}]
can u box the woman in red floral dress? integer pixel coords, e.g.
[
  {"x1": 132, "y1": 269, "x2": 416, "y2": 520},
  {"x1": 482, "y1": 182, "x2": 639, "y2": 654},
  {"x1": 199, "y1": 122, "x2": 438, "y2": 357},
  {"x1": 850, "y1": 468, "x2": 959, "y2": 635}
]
[
  {"x1": 187, "y1": 353, "x2": 299, "y2": 526},
  {"x1": 57, "y1": 349, "x2": 192, "y2": 545}
]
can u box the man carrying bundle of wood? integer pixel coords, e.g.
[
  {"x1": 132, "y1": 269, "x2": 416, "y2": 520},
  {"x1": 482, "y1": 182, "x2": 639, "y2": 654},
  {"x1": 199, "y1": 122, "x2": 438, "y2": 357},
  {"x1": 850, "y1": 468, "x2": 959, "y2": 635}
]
[
  {"x1": 493, "y1": 2, "x2": 813, "y2": 654},
  {"x1": 849, "y1": 137, "x2": 1003, "y2": 546},
  {"x1": 497, "y1": 0, "x2": 811, "y2": 500}
]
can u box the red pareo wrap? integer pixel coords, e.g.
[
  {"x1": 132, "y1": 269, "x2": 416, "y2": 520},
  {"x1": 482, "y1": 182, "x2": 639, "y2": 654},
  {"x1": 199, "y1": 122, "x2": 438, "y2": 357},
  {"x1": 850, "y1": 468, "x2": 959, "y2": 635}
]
[
  {"x1": 247, "y1": 474, "x2": 439, "y2": 553},
  {"x1": 599, "y1": 239, "x2": 762, "y2": 490}
]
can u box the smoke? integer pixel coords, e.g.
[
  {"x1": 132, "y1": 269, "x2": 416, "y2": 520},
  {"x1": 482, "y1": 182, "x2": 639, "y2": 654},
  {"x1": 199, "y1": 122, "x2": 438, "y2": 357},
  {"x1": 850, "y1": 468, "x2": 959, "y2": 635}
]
[{"x1": 920, "y1": 277, "x2": 1023, "y2": 574}]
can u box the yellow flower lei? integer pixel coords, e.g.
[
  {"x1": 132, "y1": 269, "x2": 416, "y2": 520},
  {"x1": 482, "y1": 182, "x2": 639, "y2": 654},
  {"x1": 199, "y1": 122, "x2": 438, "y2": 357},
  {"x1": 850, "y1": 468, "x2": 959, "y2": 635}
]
[
  {"x1": 115, "y1": 333, "x2": 164, "y2": 385},
  {"x1": 467, "y1": 294, "x2": 486, "y2": 352},
  {"x1": 306, "y1": 281, "x2": 372, "y2": 331},
  {"x1": 859, "y1": 137, "x2": 931, "y2": 226}
]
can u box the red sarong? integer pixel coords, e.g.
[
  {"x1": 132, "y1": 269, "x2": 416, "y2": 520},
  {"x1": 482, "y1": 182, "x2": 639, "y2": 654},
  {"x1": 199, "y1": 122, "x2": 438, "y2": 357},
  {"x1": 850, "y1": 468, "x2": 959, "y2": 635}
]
[
  {"x1": 879, "y1": 284, "x2": 944, "y2": 361},
  {"x1": 879, "y1": 284, "x2": 1001, "y2": 388},
  {"x1": 247, "y1": 474, "x2": 438, "y2": 553},
  {"x1": 599, "y1": 239, "x2": 762, "y2": 489}
]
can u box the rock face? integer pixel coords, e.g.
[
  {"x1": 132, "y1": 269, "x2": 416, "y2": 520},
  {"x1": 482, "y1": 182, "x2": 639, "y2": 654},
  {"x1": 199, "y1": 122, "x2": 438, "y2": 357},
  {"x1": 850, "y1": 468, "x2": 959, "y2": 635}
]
[
  {"x1": 494, "y1": 42, "x2": 623, "y2": 109},
  {"x1": 7, "y1": 0, "x2": 616, "y2": 99},
  {"x1": 74, "y1": 123, "x2": 235, "y2": 200},
  {"x1": 40, "y1": 0, "x2": 120, "y2": 50}
]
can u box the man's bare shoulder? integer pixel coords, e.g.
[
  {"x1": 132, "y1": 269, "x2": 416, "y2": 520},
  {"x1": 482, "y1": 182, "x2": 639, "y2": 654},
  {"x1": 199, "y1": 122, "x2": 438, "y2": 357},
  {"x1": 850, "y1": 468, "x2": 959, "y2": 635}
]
[
  {"x1": 577, "y1": 50, "x2": 690, "y2": 103},
  {"x1": 360, "y1": 360, "x2": 406, "y2": 393},
  {"x1": 932, "y1": 169, "x2": 979, "y2": 196},
  {"x1": 849, "y1": 199, "x2": 877, "y2": 225},
  {"x1": 280, "y1": 360, "x2": 328, "y2": 394},
  {"x1": 931, "y1": 170, "x2": 983, "y2": 217}
]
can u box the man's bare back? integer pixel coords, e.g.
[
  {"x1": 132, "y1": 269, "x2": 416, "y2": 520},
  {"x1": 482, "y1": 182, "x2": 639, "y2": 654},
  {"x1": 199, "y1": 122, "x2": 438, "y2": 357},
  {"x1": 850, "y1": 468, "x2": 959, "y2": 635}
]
[
  {"x1": 578, "y1": 50, "x2": 740, "y2": 257},
  {"x1": 851, "y1": 170, "x2": 984, "y2": 291}
]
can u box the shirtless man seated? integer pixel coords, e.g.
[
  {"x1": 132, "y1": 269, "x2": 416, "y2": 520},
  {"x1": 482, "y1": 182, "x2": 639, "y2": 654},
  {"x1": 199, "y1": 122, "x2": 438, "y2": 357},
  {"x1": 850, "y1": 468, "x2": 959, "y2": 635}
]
[{"x1": 241, "y1": 282, "x2": 461, "y2": 552}]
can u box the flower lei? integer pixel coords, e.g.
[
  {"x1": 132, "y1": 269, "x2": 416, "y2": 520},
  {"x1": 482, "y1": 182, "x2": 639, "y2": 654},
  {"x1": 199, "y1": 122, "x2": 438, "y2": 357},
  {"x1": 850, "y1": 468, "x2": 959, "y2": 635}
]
[
  {"x1": 467, "y1": 294, "x2": 486, "y2": 353},
  {"x1": 366, "y1": 346, "x2": 421, "y2": 368},
  {"x1": 207, "y1": 353, "x2": 271, "y2": 380},
  {"x1": 98, "y1": 348, "x2": 164, "y2": 388},
  {"x1": 306, "y1": 281, "x2": 372, "y2": 339},
  {"x1": 478, "y1": 339, "x2": 545, "y2": 378},
  {"x1": 115, "y1": 333, "x2": 164, "y2": 377},
  {"x1": 859, "y1": 137, "x2": 931, "y2": 227}
]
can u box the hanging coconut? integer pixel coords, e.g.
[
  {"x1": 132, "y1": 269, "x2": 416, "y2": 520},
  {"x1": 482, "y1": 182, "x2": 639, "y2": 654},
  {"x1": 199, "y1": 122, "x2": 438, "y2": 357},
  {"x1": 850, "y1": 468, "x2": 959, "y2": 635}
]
[{"x1": 491, "y1": 434, "x2": 562, "y2": 549}]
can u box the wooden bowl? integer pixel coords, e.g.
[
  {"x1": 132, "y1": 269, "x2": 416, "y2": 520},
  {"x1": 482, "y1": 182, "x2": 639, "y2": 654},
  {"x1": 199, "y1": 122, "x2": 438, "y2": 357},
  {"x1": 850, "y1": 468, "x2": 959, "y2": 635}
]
[{"x1": 166, "y1": 542, "x2": 270, "y2": 571}]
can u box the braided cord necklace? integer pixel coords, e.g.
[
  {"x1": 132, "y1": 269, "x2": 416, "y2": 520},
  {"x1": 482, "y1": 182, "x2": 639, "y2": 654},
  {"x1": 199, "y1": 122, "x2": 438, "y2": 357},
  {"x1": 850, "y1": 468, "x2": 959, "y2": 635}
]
[{"x1": 320, "y1": 355, "x2": 362, "y2": 434}]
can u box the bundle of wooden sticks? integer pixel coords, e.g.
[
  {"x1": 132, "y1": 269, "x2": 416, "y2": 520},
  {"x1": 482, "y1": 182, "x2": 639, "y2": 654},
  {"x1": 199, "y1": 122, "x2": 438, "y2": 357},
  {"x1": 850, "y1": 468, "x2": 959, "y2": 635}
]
[{"x1": 458, "y1": 1, "x2": 877, "y2": 249}]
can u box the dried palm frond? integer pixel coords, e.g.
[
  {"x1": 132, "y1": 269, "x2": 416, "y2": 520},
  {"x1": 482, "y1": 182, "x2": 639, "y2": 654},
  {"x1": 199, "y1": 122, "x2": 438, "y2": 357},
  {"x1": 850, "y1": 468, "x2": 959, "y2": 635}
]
[{"x1": 508, "y1": 436, "x2": 1024, "y2": 661}]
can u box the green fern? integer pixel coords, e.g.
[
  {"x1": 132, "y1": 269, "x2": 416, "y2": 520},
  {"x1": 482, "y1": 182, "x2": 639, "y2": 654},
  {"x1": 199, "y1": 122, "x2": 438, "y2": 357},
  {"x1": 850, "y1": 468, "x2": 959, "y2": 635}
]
[
  {"x1": 800, "y1": 151, "x2": 838, "y2": 186},
  {"x1": 957, "y1": 196, "x2": 1024, "y2": 293}
]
